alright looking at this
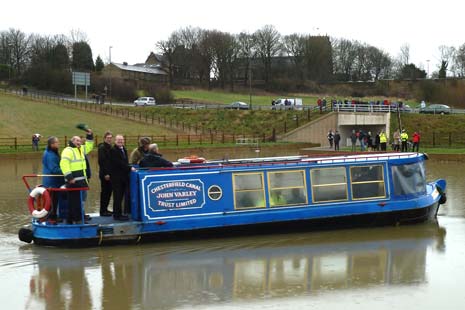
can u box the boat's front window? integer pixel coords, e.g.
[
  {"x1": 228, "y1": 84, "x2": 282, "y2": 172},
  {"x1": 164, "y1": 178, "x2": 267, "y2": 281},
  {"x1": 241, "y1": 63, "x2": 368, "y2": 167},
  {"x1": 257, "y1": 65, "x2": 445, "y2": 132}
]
[
  {"x1": 233, "y1": 173, "x2": 266, "y2": 209},
  {"x1": 391, "y1": 162, "x2": 426, "y2": 196},
  {"x1": 310, "y1": 167, "x2": 348, "y2": 203},
  {"x1": 268, "y1": 170, "x2": 308, "y2": 207},
  {"x1": 350, "y1": 165, "x2": 386, "y2": 200}
]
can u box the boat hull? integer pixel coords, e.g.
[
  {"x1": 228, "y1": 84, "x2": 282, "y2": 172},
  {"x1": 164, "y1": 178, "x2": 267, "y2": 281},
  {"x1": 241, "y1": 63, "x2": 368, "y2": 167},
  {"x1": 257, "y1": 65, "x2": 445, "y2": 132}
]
[{"x1": 32, "y1": 200, "x2": 440, "y2": 247}]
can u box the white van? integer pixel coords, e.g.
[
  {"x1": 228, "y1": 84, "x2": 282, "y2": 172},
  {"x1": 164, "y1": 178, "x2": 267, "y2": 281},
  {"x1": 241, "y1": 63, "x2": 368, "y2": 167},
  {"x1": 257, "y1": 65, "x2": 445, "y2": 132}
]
[
  {"x1": 134, "y1": 97, "x2": 156, "y2": 106},
  {"x1": 272, "y1": 98, "x2": 303, "y2": 110}
]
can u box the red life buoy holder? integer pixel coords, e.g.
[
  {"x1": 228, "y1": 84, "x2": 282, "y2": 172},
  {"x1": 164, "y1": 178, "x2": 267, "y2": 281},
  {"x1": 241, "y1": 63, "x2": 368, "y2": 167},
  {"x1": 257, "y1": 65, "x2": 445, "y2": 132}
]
[
  {"x1": 178, "y1": 156, "x2": 206, "y2": 164},
  {"x1": 28, "y1": 186, "x2": 51, "y2": 219}
]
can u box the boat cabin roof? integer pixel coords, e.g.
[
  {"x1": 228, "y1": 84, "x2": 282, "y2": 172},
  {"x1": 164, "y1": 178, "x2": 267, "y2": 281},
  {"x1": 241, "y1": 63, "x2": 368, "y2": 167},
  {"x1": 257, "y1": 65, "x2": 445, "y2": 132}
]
[{"x1": 139, "y1": 152, "x2": 425, "y2": 173}]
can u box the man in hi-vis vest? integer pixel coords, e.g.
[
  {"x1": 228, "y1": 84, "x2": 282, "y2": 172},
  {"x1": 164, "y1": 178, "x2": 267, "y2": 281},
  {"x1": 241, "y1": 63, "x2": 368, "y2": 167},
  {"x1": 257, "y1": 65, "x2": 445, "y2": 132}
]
[{"x1": 60, "y1": 128, "x2": 94, "y2": 224}]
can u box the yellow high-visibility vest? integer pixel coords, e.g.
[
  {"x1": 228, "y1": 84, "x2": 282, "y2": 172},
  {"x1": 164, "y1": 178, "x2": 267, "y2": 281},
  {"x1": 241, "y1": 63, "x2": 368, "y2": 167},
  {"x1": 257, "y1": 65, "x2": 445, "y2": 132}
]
[
  {"x1": 400, "y1": 132, "x2": 408, "y2": 142},
  {"x1": 380, "y1": 133, "x2": 387, "y2": 143},
  {"x1": 60, "y1": 139, "x2": 94, "y2": 181}
]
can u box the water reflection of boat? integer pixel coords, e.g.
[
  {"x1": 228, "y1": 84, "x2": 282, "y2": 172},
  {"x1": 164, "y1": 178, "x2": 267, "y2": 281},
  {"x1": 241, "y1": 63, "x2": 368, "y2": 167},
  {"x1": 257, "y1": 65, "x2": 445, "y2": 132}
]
[
  {"x1": 20, "y1": 152, "x2": 447, "y2": 247},
  {"x1": 25, "y1": 223, "x2": 446, "y2": 309}
]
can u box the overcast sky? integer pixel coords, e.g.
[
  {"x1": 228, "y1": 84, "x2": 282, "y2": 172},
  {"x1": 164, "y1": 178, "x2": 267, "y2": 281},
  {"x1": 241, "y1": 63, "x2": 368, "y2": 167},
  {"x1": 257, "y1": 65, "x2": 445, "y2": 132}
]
[{"x1": 2, "y1": 0, "x2": 464, "y2": 73}]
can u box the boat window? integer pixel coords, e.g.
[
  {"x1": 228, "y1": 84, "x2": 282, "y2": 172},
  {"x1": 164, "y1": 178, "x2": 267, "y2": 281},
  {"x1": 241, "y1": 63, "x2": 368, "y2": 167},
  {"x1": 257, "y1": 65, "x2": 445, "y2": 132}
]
[
  {"x1": 208, "y1": 185, "x2": 223, "y2": 200},
  {"x1": 392, "y1": 162, "x2": 426, "y2": 196},
  {"x1": 310, "y1": 167, "x2": 348, "y2": 203},
  {"x1": 268, "y1": 170, "x2": 307, "y2": 207},
  {"x1": 233, "y1": 173, "x2": 266, "y2": 209},
  {"x1": 350, "y1": 165, "x2": 386, "y2": 200}
]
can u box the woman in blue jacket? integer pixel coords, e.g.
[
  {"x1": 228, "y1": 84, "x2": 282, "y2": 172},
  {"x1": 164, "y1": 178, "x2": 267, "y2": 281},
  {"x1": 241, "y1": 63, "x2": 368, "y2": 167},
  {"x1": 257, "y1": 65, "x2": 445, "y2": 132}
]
[{"x1": 42, "y1": 136, "x2": 63, "y2": 220}]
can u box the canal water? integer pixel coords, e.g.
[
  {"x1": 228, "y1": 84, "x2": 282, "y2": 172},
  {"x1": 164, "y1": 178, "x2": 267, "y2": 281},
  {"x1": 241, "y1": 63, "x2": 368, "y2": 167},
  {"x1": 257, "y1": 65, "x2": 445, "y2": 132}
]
[{"x1": 1, "y1": 151, "x2": 464, "y2": 310}]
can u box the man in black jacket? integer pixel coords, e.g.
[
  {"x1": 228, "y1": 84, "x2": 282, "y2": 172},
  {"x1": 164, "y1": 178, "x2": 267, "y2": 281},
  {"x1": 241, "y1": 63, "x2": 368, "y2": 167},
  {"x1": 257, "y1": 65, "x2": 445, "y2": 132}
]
[
  {"x1": 98, "y1": 131, "x2": 113, "y2": 216},
  {"x1": 109, "y1": 134, "x2": 134, "y2": 221},
  {"x1": 139, "y1": 144, "x2": 174, "y2": 168}
]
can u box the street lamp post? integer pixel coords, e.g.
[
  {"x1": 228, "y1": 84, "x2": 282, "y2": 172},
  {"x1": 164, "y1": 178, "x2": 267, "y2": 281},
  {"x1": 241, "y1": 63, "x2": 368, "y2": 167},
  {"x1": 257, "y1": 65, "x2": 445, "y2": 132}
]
[
  {"x1": 109, "y1": 46, "x2": 112, "y2": 105},
  {"x1": 249, "y1": 65, "x2": 252, "y2": 109},
  {"x1": 426, "y1": 59, "x2": 430, "y2": 78}
]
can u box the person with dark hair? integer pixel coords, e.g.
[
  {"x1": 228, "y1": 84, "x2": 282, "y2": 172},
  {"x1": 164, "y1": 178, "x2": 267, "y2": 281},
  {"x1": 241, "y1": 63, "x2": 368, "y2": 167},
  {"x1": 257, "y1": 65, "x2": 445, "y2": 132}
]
[
  {"x1": 139, "y1": 144, "x2": 174, "y2": 168},
  {"x1": 42, "y1": 136, "x2": 63, "y2": 222},
  {"x1": 98, "y1": 131, "x2": 113, "y2": 216},
  {"x1": 129, "y1": 137, "x2": 151, "y2": 165},
  {"x1": 333, "y1": 131, "x2": 341, "y2": 151},
  {"x1": 60, "y1": 129, "x2": 94, "y2": 224},
  {"x1": 109, "y1": 135, "x2": 134, "y2": 221}
]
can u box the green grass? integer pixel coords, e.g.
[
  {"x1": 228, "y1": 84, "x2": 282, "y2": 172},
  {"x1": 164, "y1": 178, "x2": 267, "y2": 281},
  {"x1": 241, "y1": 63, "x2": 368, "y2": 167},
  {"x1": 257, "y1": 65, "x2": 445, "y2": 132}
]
[
  {"x1": 0, "y1": 93, "x2": 177, "y2": 139},
  {"x1": 172, "y1": 89, "x2": 321, "y2": 106},
  {"x1": 172, "y1": 89, "x2": 423, "y2": 107}
]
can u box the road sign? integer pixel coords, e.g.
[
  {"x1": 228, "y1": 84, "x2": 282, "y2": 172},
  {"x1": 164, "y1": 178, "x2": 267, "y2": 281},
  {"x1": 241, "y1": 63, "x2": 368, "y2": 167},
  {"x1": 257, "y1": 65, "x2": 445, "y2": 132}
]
[{"x1": 72, "y1": 72, "x2": 90, "y2": 86}]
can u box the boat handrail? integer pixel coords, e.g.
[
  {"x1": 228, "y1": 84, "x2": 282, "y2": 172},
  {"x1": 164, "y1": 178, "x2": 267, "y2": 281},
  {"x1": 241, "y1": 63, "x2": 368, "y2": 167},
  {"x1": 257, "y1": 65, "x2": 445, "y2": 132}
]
[
  {"x1": 22, "y1": 174, "x2": 89, "y2": 192},
  {"x1": 135, "y1": 153, "x2": 423, "y2": 173}
]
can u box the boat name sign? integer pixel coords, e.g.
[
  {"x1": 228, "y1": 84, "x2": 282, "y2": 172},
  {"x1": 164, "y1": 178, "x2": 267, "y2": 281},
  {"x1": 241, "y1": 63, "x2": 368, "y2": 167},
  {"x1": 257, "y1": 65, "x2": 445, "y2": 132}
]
[{"x1": 146, "y1": 179, "x2": 206, "y2": 212}]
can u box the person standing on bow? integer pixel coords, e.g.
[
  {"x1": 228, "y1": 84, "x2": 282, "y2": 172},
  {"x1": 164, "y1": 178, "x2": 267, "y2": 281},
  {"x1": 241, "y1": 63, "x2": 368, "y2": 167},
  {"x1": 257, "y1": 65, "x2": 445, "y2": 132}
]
[
  {"x1": 60, "y1": 128, "x2": 94, "y2": 224},
  {"x1": 98, "y1": 131, "x2": 113, "y2": 216},
  {"x1": 42, "y1": 136, "x2": 63, "y2": 222},
  {"x1": 109, "y1": 134, "x2": 134, "y2": 221}
]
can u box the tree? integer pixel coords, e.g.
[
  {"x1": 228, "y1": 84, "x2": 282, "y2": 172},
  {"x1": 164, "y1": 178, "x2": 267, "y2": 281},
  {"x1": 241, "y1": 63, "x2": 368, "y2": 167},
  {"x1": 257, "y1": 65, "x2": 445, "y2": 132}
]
[
  {"x1": 253, "y1": 25, "x2": 282, "y2": 87},
  {"x1": 237, "y1": 32, "x2": 255, "y2": 86},
  {"x1": 437, "y1": 45, "x2": 455, "y2": 78},
  {"x1": 156, "y1": 32, "x2": 180, "y2": 87},
  {"x1": 398, "y1": 43, "x2": 410, "y2": 66},
  {"x1": 95, "y1": 55, "x2": 104, "y2": 72},
  {"x1": 438, "y1": 60, "x2": 448, "y2": 79},
  {"x1": 398, "y1": 63, "x2": 426, "y2": 80},
  {"x1": 71, "y1": 41, "x2": 94, "y2": 71},
  {"x1": 283, "y1": 34, "x2": 306, "y2": 81},
  {"x1": 453, "y1": 43, "x2": 465, "y2": 77}
]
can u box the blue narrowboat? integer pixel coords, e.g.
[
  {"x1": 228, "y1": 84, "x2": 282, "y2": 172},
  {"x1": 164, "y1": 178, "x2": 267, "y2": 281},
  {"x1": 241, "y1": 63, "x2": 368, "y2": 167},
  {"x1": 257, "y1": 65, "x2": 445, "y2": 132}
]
[{"x1": 19, "y1": 152, "x2": 447, "y2": 247}]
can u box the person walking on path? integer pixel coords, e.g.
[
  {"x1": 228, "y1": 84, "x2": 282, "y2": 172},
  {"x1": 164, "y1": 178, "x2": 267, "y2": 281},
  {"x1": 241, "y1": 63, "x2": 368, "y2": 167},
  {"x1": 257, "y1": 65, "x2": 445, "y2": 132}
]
[
  {"x1": 32, "y1": 134, "x2": 41, "y2": 151},
  {"x1": 401, "y1": 129, "x2": 409, "y2": 152},
  {"x1": 60, "y1": 128, "x2": 94, "y2": 224},
  {"x1": 98, "y1": 131, "x2": 113, "y2": 216},
  {"x1": 327, "y1": 130, "x2": 334, "y2": 149},
  {"x1": 333, "y1": 131, "x2": 341, "y2": 151},
  {"x1": 412, "y1": 132, "x2": 421, "y2": 152}
]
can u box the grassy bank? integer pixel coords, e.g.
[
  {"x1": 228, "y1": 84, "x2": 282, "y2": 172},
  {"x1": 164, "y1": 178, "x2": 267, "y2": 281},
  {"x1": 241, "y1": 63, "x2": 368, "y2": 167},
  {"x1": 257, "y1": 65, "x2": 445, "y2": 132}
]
[
  {"x1": 391, "y1": 113, "x2": 465, "y2": 147},
  {"x1": 0, "y1": 93, "x2": 177, "y2": 138},
  {"x1": 172, "y1": 89, "x2": 420, "y2": 107}
]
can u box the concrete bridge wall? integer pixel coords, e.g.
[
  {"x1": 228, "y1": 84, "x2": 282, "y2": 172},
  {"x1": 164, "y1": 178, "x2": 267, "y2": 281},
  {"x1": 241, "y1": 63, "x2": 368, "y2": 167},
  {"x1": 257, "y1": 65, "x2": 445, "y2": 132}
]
[{"x1": 280, "y1": 112, "x2": 391, "y2": 147}]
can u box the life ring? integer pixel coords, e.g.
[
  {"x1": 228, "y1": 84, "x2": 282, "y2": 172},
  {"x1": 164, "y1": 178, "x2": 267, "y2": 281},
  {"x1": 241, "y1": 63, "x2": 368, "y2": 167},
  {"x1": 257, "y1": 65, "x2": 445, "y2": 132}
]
[
  {"x1": 28, "y1": 186, "x2": 51, "y2": 219},
  {"x1": 178, "y1": 156, "x2": 206, "y2": 164}
]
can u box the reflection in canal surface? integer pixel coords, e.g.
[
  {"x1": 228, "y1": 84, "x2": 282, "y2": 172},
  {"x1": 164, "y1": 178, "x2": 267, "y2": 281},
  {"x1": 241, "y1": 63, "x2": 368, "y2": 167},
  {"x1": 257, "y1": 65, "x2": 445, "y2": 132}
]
[
  {"x1": 23, "y1": 224, "x2": 445, "y2": 310},
  {"x1": 1, "y1": 155, "x2": 463, "y2": 309}
]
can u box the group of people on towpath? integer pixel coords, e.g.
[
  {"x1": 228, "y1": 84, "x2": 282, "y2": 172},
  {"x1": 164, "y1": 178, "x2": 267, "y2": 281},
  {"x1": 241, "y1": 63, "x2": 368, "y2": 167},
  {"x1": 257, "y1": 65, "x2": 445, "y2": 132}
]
[
  {"x1": 41, "y1": 128, "x2": 173, "y2": 225},
  {"x1": 327, "y1": 128, "x2": 420, "y2": 152}
]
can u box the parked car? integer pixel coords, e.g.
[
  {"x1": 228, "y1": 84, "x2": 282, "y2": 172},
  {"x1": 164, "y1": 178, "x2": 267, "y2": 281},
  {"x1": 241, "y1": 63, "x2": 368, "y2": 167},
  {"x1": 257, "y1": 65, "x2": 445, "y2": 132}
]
[
  {"x1": 134, "y1": 97, "x2": 156, "y2": 106},
  {"x1": 225, "y1": 101, "x2": 249, "y2": 110},
  {"x1": 419, "y1": 104, "x2": 451, "y2": 114}
]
